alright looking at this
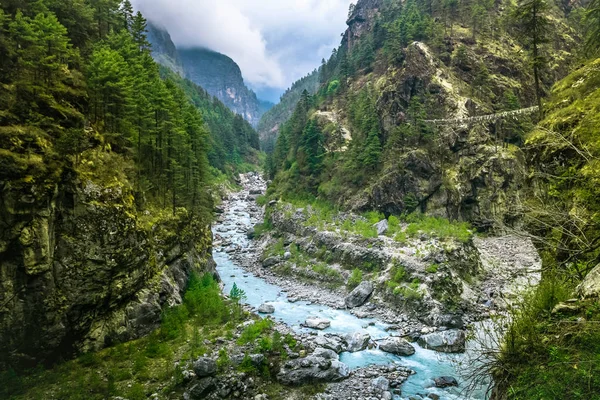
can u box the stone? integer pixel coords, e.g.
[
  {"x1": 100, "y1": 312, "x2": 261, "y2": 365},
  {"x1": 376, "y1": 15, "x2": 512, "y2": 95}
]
[
  {"x1": 250, "y1": 189, "x2": 263, "y2": 195},
  {"x1": 277, "y1": 356, "x2": 349, "y2": 385},
  {"x1": 374, "y1": 219, "x2": 389, "y2": 236},
  {"x1": 428, "y1": 394, "x2": 441, "y2": 400},
  {"x1": 577, "y1": 263, "x2": 600, "y2": 299},
  {"x1": 187, "y1": 377, "x2": 216, "y2": 399},
  {"x1": 551, "y1": 302, "x2": 581, "y2": 315},
  {"x1": 284, "y1": 251, "x2": 292, "y2": 260},
  {"x1": 434, "y1": 376, "x2": 458, "y2": 388},
  {"x1": 418, "y1": 329, "x2": 466, "y2": 353},
  {"x1": 344, "y1": 332, "x2": 371, "y2": 352},
  {"x1": 246, "y1": 228, "x2": 256, "y2": 239},
  {"x1": 258, "y1": 303, "x2": 275, "y2": 314},
  {"x1": 314, "y1": 335, "x2": 344, "y2": 353},
  {"x1": 371, "y1": 376, "x2": 390, "y2": 392},
  {"x1": 382, "y1": 392, "x2": 393, "y2": 400},
  {"x1": 262, "y1": 256, "x2": 281, "y2": 268},
  {"x1": 304, "y1": 317, "x2": 331, "y2": 330},
  {"x1": 231, "y1": 354, "x2": 265, "y2": 367},
  {"x1": 345, "y1": 281, "x2": 374, "y2": 308},
  {"x1": 312, "y1": 347, "x2": 339, "y2": 360},
  {"x1": 193, "y1": 357, "x2": 217, "y2": 377},
  {"x1": 378, "y1": 337, "x2": 416, "y2": 356}
]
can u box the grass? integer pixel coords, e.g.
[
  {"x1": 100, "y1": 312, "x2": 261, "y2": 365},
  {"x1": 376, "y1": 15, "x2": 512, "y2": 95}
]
[
  {"x1": 491, "y1": 276, "x2": 600, "y2": 400},
  {"x1": 238, "y1": 319, "x2": 274, "y2": 345},
  {"x1": 347, "y1": 268, "x2": 363, "y2": 289},
  {"x1": 403, "y1": 213, "x2": 473, "y2": 243}
]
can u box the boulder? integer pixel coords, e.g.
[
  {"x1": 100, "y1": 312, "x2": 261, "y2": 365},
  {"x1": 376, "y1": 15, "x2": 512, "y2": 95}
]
[
  {"x1": 371, "y1": 376, "x2": 390, "y2": 392},
  {"x1": 187, "y1": 377, "x2": 216, "y2": 399},
  {"x1": 277, "y1": 356, "x2": 349, "y2": 385},
  {"x1": 434, "y1": 376, "x2": 459, "y2": 388},
  {"x1": 418, "y1": 329, "x2": 466, "y2": 353},
  {"x1": 577, "y1": 263, "x2": 600, "y2": 299},
  {"x1": 193, "y1": 357, "x2": 217, "y2": 377},
  {"x1": 374, "y1": 219, "x2": 389, "y2": 236},
  {"x1": 303, "y1": 317, "x2": 331, "y2": 330},
  {"x1": 312, "y1": 347, "x2": 339, "y2": 360},
  {"x1": 314, "y1": 335, "x2": 344, "y2": 353},
  {"x1": 378, "y1": 337, "x2": 416, "y2": 356},
  {"x1": 262, "y1": 256, "x2": 281, "y2": 268},
  {"x1": 258, "y1": 303, "x2": 275, "y2": 314},
  {"x1": 345, "y1": 281, "x2": 374, "y2": 308},
  {"x1": 246, "y1": 228, "x2": 256, "y2": 239},
  {"x1": 250, "y1": 189, "x2": 263, "y2": 195},
  {"x1": 344, "y1": 332, "x2": 371, "y2": 352}
]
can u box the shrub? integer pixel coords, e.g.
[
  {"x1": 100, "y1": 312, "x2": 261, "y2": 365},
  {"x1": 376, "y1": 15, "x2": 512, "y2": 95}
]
[
  {"x1": 347, "y1": 268, "x2": 363, "y2": 289},
  {"x1": 426, "y1": 264, "x2": 439, "y2": 273},
  {"x1": 238, "y1": 319, "x2": 274, "y2": 345}
]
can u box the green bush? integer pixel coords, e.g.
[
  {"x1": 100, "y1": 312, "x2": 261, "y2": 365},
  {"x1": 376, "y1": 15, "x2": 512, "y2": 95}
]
[
  {"x1": 426, "y1": 264, "x2": 439, "y2": 273},
  {"x1": 403, "y1": 213, "x2": 472, "y2": 243},
  {"x1": 347, "y1": 268, "x2": 363, "y2": 289},
  {"x1": 238, "y1": 319, "x2": 274, "y2": 345}
]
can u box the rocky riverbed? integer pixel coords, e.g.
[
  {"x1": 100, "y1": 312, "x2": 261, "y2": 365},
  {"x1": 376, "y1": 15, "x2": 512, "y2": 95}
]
[{"x1": 211, "y1": 172, "x2": 541, "y2": 399}]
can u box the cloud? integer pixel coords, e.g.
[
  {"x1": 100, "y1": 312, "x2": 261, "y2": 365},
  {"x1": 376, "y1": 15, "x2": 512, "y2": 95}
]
[{"x1": 132, "y1": 0, "x2": 353, "y2": 95}]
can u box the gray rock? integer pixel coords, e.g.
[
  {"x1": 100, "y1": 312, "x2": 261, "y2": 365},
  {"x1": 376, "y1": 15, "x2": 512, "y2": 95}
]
[
  {"x1": 246, "y1": 228, "x2": 256, "y2": 239},
  {"x1": 344, "y1": 332, "x2": 371, "y2": 352},
  {"x1": 418, "y1": 329, "x2": 466, "y2": 353},
  {"x1": 378, "y1": 337, "x2": 416, "y2": 356},
  {"x1": 345, "y1": 281, "x2": 374, "y2": 308},
  {"x1": 434, "y1": 376, "x2": 459, "y2": 388},
  {"x1": 262, "y1": 256, "x2": 281, "y2": 268},
  {"x1": 314, "y1": 335, "x2": 344, "y2": 353},
  {"x1": 428, "y1": 394, "x2": 441, "y2": 400},
  {"x1": 374, "y1": 219, "x2": 389, "y2": 236},
  {"x1": 284, "y1": 251, "x2": 292, "y2": 260},
  {"x1": 371, "y1": 376, "x2": 390, "y2": 392},
  {"x1": 250, "y1": 189, "x2": 263, "y2": 195},
  {"x1": 258, "y1": 303, "x2": 275, "y2": 314},
  {"x1": 312, "y1": 347, "x2": 339, "y2": 360},
  {"x1": 193, "y1": 357, "x2": 217, "y2": 377},
  {"x1": 277, "y1": 356, "x2": 349, "y2": 385},
  {"x1": 304, "y1": 317, "x2": 331, "y2": 330},
  {"x1": 382, "y1": 392, "x2": 393, "y2": 400},
  {"x1": 577, "y1": 263, "x2": 600, "y2": 299},
  {"x1": 187, "y1": 377, "x2": 216, "y2": 399}
]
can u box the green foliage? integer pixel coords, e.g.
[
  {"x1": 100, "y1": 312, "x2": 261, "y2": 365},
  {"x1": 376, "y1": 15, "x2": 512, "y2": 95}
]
[
  {"x1": 492, "y1": 277, "x2": 600, "y2": 399},
  {"x1": 237, "y1": 319, "x2": 274, "y2": 345},
  {"x1": 347, "y1": 268, "x2": 364, "y2": 289},
  {"x1": 403, "y1": 213, "x2": 472, "y2": 243},
  {"x1": 426, "y1": 264, "x2": 439, "y2": 273},
  {"x1": 585, "y1": 0, "x2": 600, "y2": 56}
]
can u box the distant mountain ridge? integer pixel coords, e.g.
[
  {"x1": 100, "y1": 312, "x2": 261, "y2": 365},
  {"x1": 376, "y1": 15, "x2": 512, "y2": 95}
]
[{"x1": 147, "y1": 22, "x2": 272, "y2": 127}]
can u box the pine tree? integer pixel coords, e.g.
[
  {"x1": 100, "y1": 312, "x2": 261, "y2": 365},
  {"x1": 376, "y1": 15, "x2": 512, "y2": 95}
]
[
  {"x1": 513, "y1": 0, "x2": 549, "y2": 117},
  {"x1": 585, "y1": 0, "x2": 600, "y2": 57}
]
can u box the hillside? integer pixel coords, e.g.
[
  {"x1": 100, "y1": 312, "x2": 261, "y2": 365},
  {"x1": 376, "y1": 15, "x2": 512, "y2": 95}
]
[
  {"x1": 147, "y1": 23, "x2": 272, "y2": 127},
  {"x1": 268, "y1": 0, "x2": 579, "y2": 230},
  {"x1": 257, "y1": 69, "x2": 320, "y2": 152}
]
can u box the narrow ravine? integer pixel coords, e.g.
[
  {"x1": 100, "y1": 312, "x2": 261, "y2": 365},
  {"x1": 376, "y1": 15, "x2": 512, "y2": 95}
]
[{"x1": 213, "y1": 174, "x2": 491, "y2": 400}]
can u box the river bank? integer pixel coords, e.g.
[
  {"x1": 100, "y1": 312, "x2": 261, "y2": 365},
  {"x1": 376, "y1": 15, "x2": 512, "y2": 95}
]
[{"x1": 213, "y1": 172, "x2": 542, "y2": 399}]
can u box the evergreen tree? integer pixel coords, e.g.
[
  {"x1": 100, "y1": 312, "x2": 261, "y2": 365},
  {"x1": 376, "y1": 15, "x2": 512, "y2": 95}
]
[
  {"x1": 513, "y1": 0, "x2": 549, "y2": 117},
  {"x1": 585, "y1": 0, "x2": 600, "y2": 56}
]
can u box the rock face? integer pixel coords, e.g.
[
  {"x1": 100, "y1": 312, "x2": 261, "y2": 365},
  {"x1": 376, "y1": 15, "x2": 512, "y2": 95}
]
[
  {"x1": 193, "y1": 357, "x2": 217, "y2": 377},
  {"x1": 377, "y1": 337, "x2": 416, "y2": 356},
  {"x1": 345, "y1": 281, "x2": 375, "y2": 308},
  {"x1": 577, "y1": 263, "x2": 600, "y2": 299},
  {"x1": 304, "y1": 317, "x2": 331, "y2": 330},
  {"x1": 277, "y1": 355, "x2": 350, "y2": 385},
  {"x1": 187, "y1": 377, "x2": 217, "y2": 399},
  {"x1": 0, "y1": 179, "x2": 214, "y2": 368},
  {"x1": 375, "y1": 219, "x2": 389, "y2": 236},
  {"x1": 418, "y1": 329, "x2": 466, "y2": 353}
]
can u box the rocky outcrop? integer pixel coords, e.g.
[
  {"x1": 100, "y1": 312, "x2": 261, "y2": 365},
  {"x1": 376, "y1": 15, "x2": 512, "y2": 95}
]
[
  {"x1": 345, "y1": 0, "x2": 384, "y2": 50},
  {"x1": 303, "y1": 317, "x2": 331, "y2": 330},
  {"x1": 0, "y1": 177, "x2": 214, "y2": 368}
]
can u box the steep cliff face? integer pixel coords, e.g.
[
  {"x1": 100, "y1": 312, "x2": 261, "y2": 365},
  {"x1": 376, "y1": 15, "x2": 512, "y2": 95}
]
[
  {"x1": 146, "y1": 22, "x2": 184, "y2": 76},
  {"x1": 146, "y1": 23, "x2": 271, "y2": 127},
  {"x1": 180, "y1": 48, "x2": 266, "y2": 126},
  {"x1": 0, "y1": 156, "x2": 214, "y2": 368}
]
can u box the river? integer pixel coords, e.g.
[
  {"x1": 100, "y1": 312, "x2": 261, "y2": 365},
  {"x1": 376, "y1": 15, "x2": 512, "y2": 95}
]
[{"x1": 213, "y1": 178, "x2": 492, "y2": 400}]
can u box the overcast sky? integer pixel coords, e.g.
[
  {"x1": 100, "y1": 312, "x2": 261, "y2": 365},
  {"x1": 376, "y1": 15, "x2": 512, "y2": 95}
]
[{"x1": 132, "y1": 0, "x2": 353, "y2": 103}]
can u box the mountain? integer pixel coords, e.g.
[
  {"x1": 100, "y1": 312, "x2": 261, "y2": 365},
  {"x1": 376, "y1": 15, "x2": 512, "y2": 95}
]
[
  {"x1": 257, "y1": 68, "x2": 320, "y2": 152},
  {"x1": 147, "y1": 23, "x2": 272, "y2": 127},
  {"x1": 268, "y1": 0, "x2": 579, "y2": 229}
]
